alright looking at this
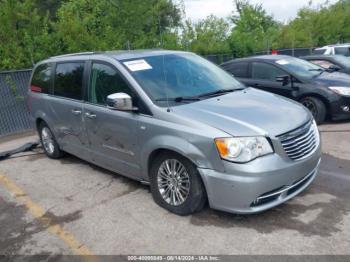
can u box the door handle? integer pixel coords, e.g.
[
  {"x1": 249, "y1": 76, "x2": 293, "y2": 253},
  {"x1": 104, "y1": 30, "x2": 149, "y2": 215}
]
[
  {"x1": 71, "y1": 109, "x2": 82, "y2": 115},
  {"x1": 85, "y1": 112, "x2": 96, "y2": 119}
]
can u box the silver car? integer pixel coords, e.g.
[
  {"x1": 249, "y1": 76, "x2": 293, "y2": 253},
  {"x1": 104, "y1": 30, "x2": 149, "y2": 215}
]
[{"x1": 28, "y1": 50, "x2": 322, "y2": 215}]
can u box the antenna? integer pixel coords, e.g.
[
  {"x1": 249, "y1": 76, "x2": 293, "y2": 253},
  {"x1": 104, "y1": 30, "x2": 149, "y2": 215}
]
[{"x1": 161, "y1": 54, "x2": 171, "y2": 112}]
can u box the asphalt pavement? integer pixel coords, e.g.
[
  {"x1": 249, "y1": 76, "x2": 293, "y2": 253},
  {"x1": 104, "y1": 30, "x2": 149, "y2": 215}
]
[{"x1": 0, "y1": 122, "x2": 349, "y2": 256}]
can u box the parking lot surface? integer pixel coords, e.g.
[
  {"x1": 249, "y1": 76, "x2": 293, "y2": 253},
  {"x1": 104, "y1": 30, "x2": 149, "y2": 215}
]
[{"x1": 0, "y1": 122, "x2": 350, "y2": 256}]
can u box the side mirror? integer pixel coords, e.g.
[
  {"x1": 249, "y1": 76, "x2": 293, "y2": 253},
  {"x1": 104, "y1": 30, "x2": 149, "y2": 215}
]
[
  {"x1": 107, "y1": 93, "x2": 135, "y2": 111},
  {"x1": 276, "y1": 75, "x2": 290, "y2": 86},
  {"x1": 328, "y1": 65, "x2": 341, "y2": 72}
]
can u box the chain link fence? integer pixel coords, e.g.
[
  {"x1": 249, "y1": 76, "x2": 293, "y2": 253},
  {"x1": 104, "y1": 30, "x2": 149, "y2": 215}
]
[
  {"x1": 255, "y1": 48, "x2": 314, "y2": 57},
  {"x1": 0, "y1": 69, "x2": 33, "y2": 137},
  {"x1": 204, "y1": 53, "x2": 235, "y2": 64}
]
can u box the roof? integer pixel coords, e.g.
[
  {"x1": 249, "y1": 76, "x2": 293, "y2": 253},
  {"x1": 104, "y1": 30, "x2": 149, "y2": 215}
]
[
  {"x1": 48, "y1": 49, "x2": 189, "y2": 62},
  {"x1": 316, "y1": 44, "x2": 350, "y2": 49},
  {"x1": 302, "y1": 55, "x2": 337, "y2": 59},
  {"x1": 221, "y1": 55, "x2": 293, "y2": 66}
]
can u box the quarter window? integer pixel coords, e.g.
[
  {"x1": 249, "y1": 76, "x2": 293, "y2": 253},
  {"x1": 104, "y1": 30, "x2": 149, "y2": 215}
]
[
  {"x1": 54, "y1": 62, "x2": 84, "y2": 100},
  {"x1": 89, "y1": 63, "x2": 133, "y2": 105},
  {"x1": 31, "y1": 63, "x2": 52, "y2": 93},
  {"x1": 252, "y1": 62, "x2": 285, "y2": 81}
]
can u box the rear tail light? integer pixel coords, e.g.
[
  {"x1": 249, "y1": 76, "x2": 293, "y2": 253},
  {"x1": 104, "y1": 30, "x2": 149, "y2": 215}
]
[{"x1": 30, "y1": 85, "x2": 42, "y2": 92}]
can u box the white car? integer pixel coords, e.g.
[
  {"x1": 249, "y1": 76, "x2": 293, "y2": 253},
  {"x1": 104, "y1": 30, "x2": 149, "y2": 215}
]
[{"x1": 313, "y1": 44, "x2": 350, "y2": 56}]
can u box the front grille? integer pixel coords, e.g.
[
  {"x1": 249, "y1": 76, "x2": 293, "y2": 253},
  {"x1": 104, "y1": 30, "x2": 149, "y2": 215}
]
[{"x1": 279, "y1": 121, "x2": 319, "y2": 161}]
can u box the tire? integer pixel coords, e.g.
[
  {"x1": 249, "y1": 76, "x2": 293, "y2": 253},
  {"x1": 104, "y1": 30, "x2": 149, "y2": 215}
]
[
  {"x1": 38, "y1": 122, "x2": 64, "y2": 159},
  {"x1": 149, "y1": 152, "x2": 207, "y2": 216},
  {"x1": 301, "y1": 97, "x2": 327, "y2": 124}
]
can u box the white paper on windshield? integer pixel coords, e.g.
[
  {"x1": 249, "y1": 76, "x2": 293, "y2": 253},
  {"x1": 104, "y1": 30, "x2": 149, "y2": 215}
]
[
  {"x1": 276, "y1": 59, "x2": 289, "y2": 65},
  {"x1": 123, "y1": 59, "x2": 152, "y2": 71}
]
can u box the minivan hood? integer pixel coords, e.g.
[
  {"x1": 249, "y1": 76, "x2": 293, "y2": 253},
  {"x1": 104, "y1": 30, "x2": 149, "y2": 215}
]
[
  {"x1": 313, "y1": 71, "x2": 350, "y2": 87},
  {"x1": 172, "y1": 88, "x2": 311, "y2": 137}
]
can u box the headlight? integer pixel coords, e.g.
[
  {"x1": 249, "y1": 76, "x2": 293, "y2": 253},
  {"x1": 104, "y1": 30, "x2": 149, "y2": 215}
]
[
  {"x1": 328, "y1": 86, "x2": 350, "y2": 97},
  {"x1": 215, "y1": 137, "x2": 273, "y2": 163}
]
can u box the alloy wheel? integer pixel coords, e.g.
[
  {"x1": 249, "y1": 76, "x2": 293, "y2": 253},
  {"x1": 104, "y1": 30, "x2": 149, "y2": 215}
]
[
  {"x1": 302, "y1": 99, "x2": 317, "y2": 118},
  {"x1": 157, "y1": 159, "x2": 190, "y2": 206},
  {"x1": 41, "y1": 127, "x2": 55, "y2": 154}
]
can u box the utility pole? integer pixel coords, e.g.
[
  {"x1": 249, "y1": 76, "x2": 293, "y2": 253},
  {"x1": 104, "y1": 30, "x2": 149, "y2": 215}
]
[{"x1": 158, "y1": 13, "x2": 163, "y2": 48}]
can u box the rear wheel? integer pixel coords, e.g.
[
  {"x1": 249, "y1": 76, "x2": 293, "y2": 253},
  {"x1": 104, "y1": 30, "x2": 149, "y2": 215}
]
[
  {"x1": 301, "y1": 97, "x2": 326, "y2": 124},
  {"x1": 150, "y1": 152, "x2": 206, "y2": 215},
  {"x1": 38, "y1": 122, "x2": 64, "y2": 159}
]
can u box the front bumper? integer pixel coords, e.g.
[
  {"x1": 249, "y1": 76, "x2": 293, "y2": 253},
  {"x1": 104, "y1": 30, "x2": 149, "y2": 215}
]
[
  {"x1": 330, "y1": 95, "x2": 350, "y2": 120},
  {"x1": 198, "y1": 145, "x2": 321, "y2": 214}
]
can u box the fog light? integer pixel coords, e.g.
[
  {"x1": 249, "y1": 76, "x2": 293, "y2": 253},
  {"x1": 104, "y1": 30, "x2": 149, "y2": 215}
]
[{"x1": 341, "y1": 105, "x2": 350, "y2": 112}]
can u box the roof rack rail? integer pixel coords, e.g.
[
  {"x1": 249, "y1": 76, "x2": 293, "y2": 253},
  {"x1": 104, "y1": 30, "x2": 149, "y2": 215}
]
[{"x1": 50, "y1": 51, "x2": 102, "y2": 58}]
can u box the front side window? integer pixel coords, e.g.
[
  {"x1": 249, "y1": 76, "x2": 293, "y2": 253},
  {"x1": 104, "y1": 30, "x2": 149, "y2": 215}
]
[
  {"x1": 31, "y1": 63, "x2": 52, "y2": 93},
  {"x1": 252, "y1": 62, "x2": 285, "y2": 81},
  {"x1": 121, "y1": 53, "x2": 244, "y2": 106},
  {"x1": 273, "y1": 57, "x2": 323, "y2": 79},
  {"x1": 89, "y1": 63, "x2": 133, "y2": 105},
  {"x1": 54, "y1": 62, "x2": 84, "y2": 100}
]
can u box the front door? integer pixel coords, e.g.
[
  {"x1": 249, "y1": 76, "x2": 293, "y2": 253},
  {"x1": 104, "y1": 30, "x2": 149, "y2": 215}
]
[
  {"x1": 83, "y1": 61, "x2": 141, "y2": 179},
  {"x1": 247, "y1": 61, "x2": 294, "y2": 98}
]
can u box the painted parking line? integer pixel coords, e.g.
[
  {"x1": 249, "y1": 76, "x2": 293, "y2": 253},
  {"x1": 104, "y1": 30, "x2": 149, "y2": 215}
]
[{"x1": 0, "y1": 171, "x2": 97, "y2": 260}]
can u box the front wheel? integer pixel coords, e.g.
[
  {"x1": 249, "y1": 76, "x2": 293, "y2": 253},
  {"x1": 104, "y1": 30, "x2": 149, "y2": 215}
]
[
  {"x1": 150, "y1": 152, "x2": 207, "y2": 215},
  {"x1": 301, "y1": 97, "x2": 326, "y2": 124}
]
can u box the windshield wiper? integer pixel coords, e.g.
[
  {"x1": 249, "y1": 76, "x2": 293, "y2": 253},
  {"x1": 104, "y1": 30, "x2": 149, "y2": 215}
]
[
  {"x1": 309, "y1": 68, "x2": 325, "y2": 76},
  {"x1": 198, "y1": 88, "x2": 242, "y2": 98},
  {"x1": 155, "y1": 88, "x2": 243, "y2": 103},
  {"x1": 155, "y1": 96, "x2": 201, "y2": 103}
]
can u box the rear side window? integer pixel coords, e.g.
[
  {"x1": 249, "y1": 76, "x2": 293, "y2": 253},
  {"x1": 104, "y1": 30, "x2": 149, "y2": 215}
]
[
  {"x1": 31, "y1": 63, "x2": 52, "y2": 93},
  {"x1": 313, "y1": 49, "x2": 326, "y2": 55},
  {"x1": 54, "y1": 62, "x2": 84, "y2": 100},
  {"x1": 252, "y1": 62, "x2": 285, "y2": 81},
  {"x1": 225, "y1": 62, "x2": 249, "y2": 78}
]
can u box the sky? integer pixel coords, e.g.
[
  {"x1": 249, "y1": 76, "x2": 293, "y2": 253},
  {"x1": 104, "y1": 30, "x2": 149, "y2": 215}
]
[{"x1": 183, "y1": 0, "x2": 339, "y2": 23}]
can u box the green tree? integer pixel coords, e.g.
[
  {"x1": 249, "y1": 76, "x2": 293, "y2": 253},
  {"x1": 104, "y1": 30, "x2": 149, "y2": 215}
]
[
  {"x1": 276, "y1": 0, "x2": 350, "y2": 48},
  {"x1": 181, "y1": 15, "x2": 231, "y2": 55},
  {"x1": 0, "y1": 0, "x2": 55, "y2": 70},
  {"x1": 54, "y1": 0, "x2": 182, "y2": 53},
  {"x1": 228, "y1": 0, "x2": 280, "y2": 57}
]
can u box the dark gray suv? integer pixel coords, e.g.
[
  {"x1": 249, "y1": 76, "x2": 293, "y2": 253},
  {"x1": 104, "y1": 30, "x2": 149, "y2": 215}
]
[{"x1": 28, "y1": 50, "x2": 321, "y2": 215}]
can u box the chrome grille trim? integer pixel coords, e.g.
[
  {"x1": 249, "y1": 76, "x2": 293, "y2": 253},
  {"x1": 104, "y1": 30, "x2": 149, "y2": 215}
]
[
  {"x1": 256, "y1": 169, "x2": 316, "y2": 201},
  {"x1": 278, "y1": 121, "x2": 320, "y2": 161}
]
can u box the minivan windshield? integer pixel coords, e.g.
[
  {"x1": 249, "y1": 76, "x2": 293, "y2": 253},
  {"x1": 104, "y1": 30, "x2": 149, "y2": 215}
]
[
  {"x1": 274, "y1": 57, "x2": 325, "y2": 79},
  {"x1": 121, "y1": 53, "x2": 244, "y2": 106}
]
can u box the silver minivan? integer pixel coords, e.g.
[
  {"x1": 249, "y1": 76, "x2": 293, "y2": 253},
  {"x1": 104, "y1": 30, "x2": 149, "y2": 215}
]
[{"x1": 28, "y1": 50, "x2": 322, "y2": 215}]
